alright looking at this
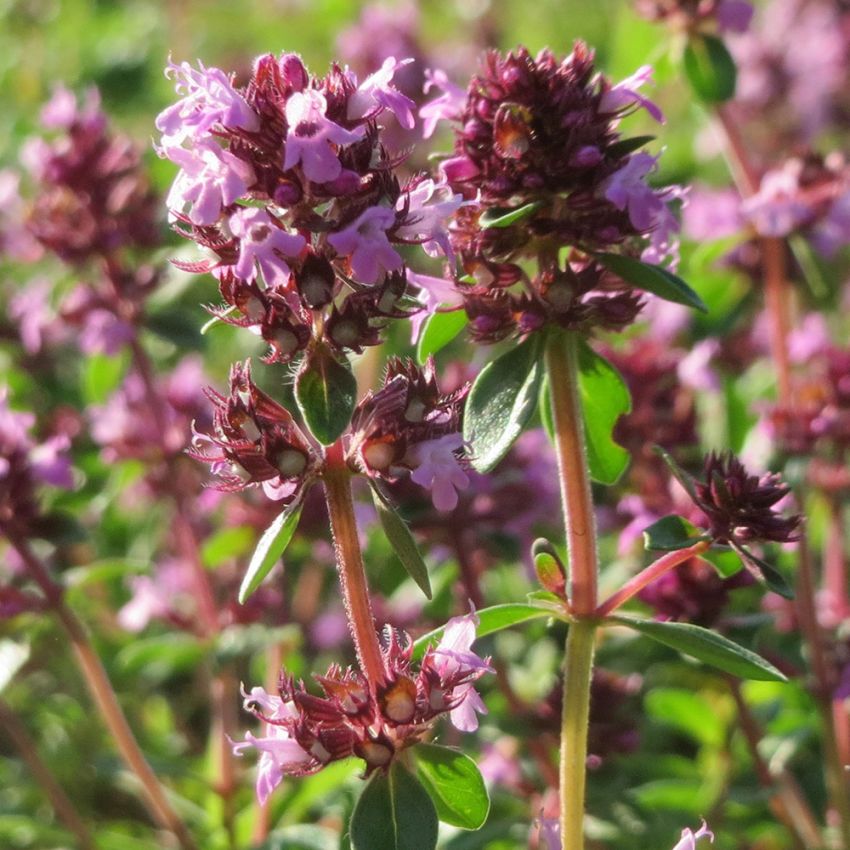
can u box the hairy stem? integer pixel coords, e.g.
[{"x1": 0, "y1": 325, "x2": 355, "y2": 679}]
[
  {"x1": 323, "y1": 442, "x2": 385, "y2": 688},
  {"x1": 559, "y1": 620, "x2": 596, "y2": 850},
  {"x1": 5, "y1": 529, "x2": 199, "y2": 850},
  {"x1": 0, "y1": 697, "x2": 96, "y2": 850},
  {"x1": 544, "y1": 331, "x2": 598, "y2": 616},
  {"x1": 596, "y1": 541, "x2": 710, "y2": 617},
  {"x1": 544, "y1": 328, "x2": 601, "y2": 850}
]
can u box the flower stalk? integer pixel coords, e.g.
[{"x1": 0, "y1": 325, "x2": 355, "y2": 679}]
[
  {"x1": 544, "y1": 328, "x2": 600, "y2": 850},
  {"x1": 544, "y1": 330, "x2": 598, "y2": 617},
  {"x1": 3, "y1": 527, "x2": 199, "y2": 850},
  {"x1": 596, "y1": 541, "x2": 711, "y2": 618},
  {"x1": 559, "y1": 619, "x2": 596, "y2": 850},
  {"x1": 323, "y1": 441, "x2": 385, "y2": 690}
]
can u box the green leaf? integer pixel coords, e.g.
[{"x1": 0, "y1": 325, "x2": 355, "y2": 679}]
[
  {"x1": 371, "y1": 486, "x2": 432, "y2": 599},
  {"x1": 201, "y1": 526, "x2": 254, "y2": 569},
  {"x1": 479, "y1": 201, "x2": 543, "y2": 229},
  {"x1": 654, "y1": 446, "x2": 698, "y2": 501},
  {"x1": 83, "y1": 352, "x2": 128, "y2": 405},
  {"x1": 596, "y1": 253, "x2": 708, "y2": 312},
  {"x1": 610, "y1": 615, "x2": 787, "y2": 681},
  {"x1": 0, "y1": 640, "x2": 30, "y2": 694},
  {"x1": 414, "y1": 744, "x2": 490, "y2": 830},
  {"x1": 417, "y1": 310, "x2": 467, "y2": 364},
  {"x1": 532, "y1": 538, "x2": 567, "y2": 598},
  {"x1": 642, "y1": 515, "x2": 708, "y2": 551},
  {"x1": 464, "y1": 335, "x2": 543, "y2": 473},
  {"x1": 350, "y1": 762, "x2": 438, "y2": 850},
  {"x1": 576, "y1": 341, "x2": 632, "y2": 485},
  {"x1": 295, "y1": 348, "x2": 357, "y2": 445},
  {"x1": 239, "y1": 502, "x2": 303, "y2": 604},
  {"x1": 412, "y1": 603, "x2": 558, "y2": 661},
  {"x1": 731, "y1": 543, "x2": 795, "y2": 600},
  {"x1": 116, "y1": 633, "x2": 205, "y2": 679},
  {"x1": 683, "y1": 34, "x2": 737, "y2": 103}
]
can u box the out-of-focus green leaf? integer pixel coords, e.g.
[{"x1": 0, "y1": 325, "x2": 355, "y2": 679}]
[
  {"x1": 683, "y1": 34, "x2": 737, "y2": 103},
  {"x1": 201, "y1": 526, "x2": 254, "y2": 569}
]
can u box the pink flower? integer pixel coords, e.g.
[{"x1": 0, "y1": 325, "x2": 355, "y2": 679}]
[
  {"x1": 156, "y1": 60, "x2": 259, "y2": 147},
  {"x1": 29, "y1": 435, "x2": 73, "y2": 488},
  {"x1": 327, "y1": 206, "x2": 402, "y2": 284},
  {"x1": 600, "y1": 65, "x2": 664, "y2": 123},
  {"x1": 419, "y1": 68, "x2": 465, "y2": 138},
  {"x1": 347, "y1": 57, "x2": 416, "y2": 129},
  {"x1": 228, "y1": 207, "x2": 305, "y2": 287},
  {"x1": 431, "y1": 609, "x2": 491, "y2": 732},
  {"x1": 741, "y1": 164, "x2": 810, "y2": 237},
  {"x1": 165, "y1": 141, "x2": 254, "y2": 225},
  {"x1": 671, "y1": 821, "x2": 714, "y2": 850},
  {"x1": 409, "y1": 433, "x2": 470, "y2": 512},
  {"x1": 232, "y1": 686, "x2": 312, "y2": 805},
  {"x1": 405, "y1": 271, "x2": 464, "y2": 342},
  {"x1": 283, "y1": 89, "x2": 364, "y2": 184},
  {"x1": 716, "y1": 0, "x2": 754, "y2": 33},
  {"x1": 396, "y1": 178, "x2": 465, "y2": 258}
]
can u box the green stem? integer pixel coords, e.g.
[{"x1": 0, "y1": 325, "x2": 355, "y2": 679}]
[
  {"x1": 544, "y1": 331, "x2": 598, "y2": 616},
  {"x1": 544, "y1": 329, "x2": 600, "y2": 850},
  {"x1": 559, "y1": 620, "x2": 596, "y2": 850}
]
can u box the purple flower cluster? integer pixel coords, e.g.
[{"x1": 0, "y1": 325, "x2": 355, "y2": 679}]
[
  {"x1": 421, "y1": 44, "x2": 684, "y2": 343},
  {"x1": 0, "y1": 390, "x2": 72, "y2": 536},
  {"x1": 348, "y1": 357, "x2": 469, "y2": 511},
  {"x1": 157, "y1": 53, "x2": 463, "y2": 364},
  {"x1": 234, "y1": 611, "x2": 490, "y2": 802}
]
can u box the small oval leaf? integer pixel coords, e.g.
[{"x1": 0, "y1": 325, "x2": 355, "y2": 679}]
[
  {"x1": 683, "y1": 34, "x2": 737, "y2": 104},
  {"x1": 417, "y1": 310, "x2": 467, "y2": 364},
  {"x1": 643, "y1": 515, "x2": 708, "y2": 551},
  {"x1": 610, "y1": 615, "x2": 787, "y2": 681},
  {"x1": 414, "y1": 744, "x2": 490, "y2": 830},
  {"x1": 371, "y1": 486, "x2": 432, "y2": 599},
  {"x1": 596, "y1": 253, "x2": 708, "y2": 312},
  {"x1": 350, "y1": 762, "x2": 438, "y2": 850},
  {"x1": 239, "y1": 502, "x2": 303, "y2": 604},
  {"x1": 479, "y1": 201, "x2": 543, "y2": 229},
  {"x1": 464, "y1": 335, "x2": 543, "y2": 473},
  {"x1": 576, "y1": 341, "x2": 632, "y2": 485},
  {"x1": 295, "y1": 348, "x2": 357, "y2": 445}
]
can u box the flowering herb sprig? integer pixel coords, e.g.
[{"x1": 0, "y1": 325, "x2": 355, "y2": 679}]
[
  {"x1": 416, "y1": 42, "x2": 796, "y2": 850},
  {"x1": 157, "y1": 51, "x2": 492, "y2": 846}
]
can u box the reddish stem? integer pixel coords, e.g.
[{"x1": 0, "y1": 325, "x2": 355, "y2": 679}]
[
  {"x1": 323, "y1": 442, "x2": 385, "y2": 689},
  {"x1": 544, "y1": 331, "x2": 597, "y2": 616},
  {"x1": 595, "y1": 541, "x2": 710, "y2": 617},
  {"x1": 5, "y1": 529, "x2": 199, "y2": 850}
]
